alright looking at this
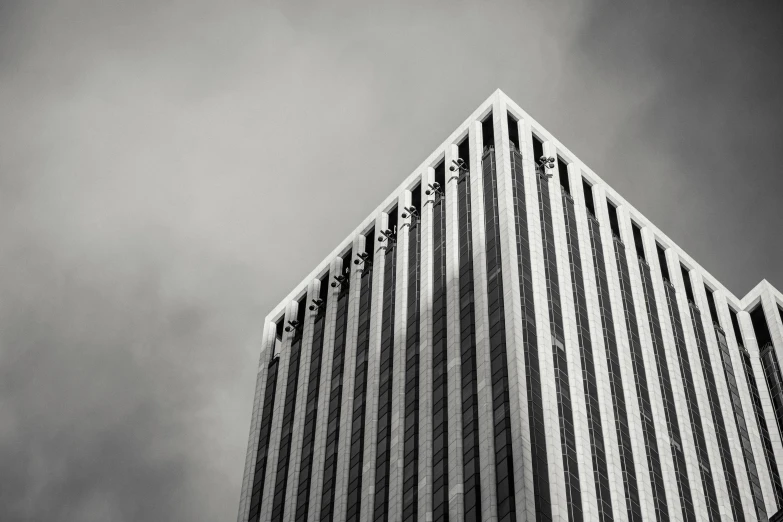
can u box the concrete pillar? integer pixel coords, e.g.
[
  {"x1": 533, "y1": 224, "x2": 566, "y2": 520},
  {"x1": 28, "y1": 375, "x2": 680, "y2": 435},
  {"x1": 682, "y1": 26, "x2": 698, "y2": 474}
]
[
  {"x1": 444, "y1": 141, "x2": 465, "y2": 522},
  {"x1": 547, "y1": 153, "x2": 597, "y2": 521},
  {"x1": 260, "y1": 299, "x2": 306, "y2": 522},
  {"x1": 356, "y1": 210, "x2": 389, "y2": 522},
  {"x1": 739, "y1": 306, "x2": 783, "y2": 514},
  {"x1": 418, "y1": 166, "x2": 436, "y2": 522},
  {"x1": 305, "y1": 255, "x2": 345, "y2": 522},
  {"x1": 283, "y1": 277, "x2": 323, "y2": 522},
  {"x1": 641, "y1": 228, "x2": 708, "y2": 518},
  {"x1": 331, "y1": 231, "x2": 371, "y2": 522},
  {"x1": 494, "y1": 99, "x2": 535, "y2": 521},
  {"x1": 715, "y1": 288, "x2": 776, "y2": 514},
  {"x1": 387, "y1": 191, "x2": 411, "y2": 522},
  {"x1": 691, "y1": 271, "x2": 756, "y2": 521},
  {"x1": 237, "y1": 320, "x2": 277, "y2": 522},
  {"x1": 519, "y1": 128, "x2": 567, "y2": 521},
  {"x1": 468, "y1": 118, "x2": 499, "y2": 522},
  {"x1": 665, "y1": 249, "x2": 732, "y2": 519},
  {"x1": 593, "y1": 187, "x2": 654, "y2": 521},
  {"x1": 572, "y1": 177, "x2": 628, "y2": 522}
]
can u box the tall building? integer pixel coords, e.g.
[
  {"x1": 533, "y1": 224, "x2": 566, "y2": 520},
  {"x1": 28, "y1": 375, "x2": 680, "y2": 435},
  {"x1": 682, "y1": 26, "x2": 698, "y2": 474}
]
[{"x1": 237, "y1": 90, "x2": 783, "y2": 522}]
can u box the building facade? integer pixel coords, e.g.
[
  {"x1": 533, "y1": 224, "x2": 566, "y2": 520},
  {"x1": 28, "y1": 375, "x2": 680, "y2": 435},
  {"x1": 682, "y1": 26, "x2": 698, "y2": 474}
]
[{"x1": 237, "y1": 90, "x2": 783, "y2": 522}]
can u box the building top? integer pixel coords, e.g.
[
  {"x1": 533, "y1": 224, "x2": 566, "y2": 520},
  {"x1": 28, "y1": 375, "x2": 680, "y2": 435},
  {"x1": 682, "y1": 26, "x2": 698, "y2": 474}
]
[{"x1": 262, "y1": 88, "x2": 782, "y2": 326}]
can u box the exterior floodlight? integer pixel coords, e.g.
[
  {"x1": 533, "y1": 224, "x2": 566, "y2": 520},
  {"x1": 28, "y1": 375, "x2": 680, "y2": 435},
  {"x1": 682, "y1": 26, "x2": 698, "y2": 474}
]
[
  {"x1": 331, "y1": 274, "x2": 348, "y2": 288},
  {"x1": 449, "y1": 158, "x2": 467, "y2": 172},
  {"x1": 284, "y1": 319, "x2": 300, "y2": 332},
  {"x1": 538, "y1": 155, "x2": 555, "y2": 169},
  {"x1": 401, "y1": 205, "x2": 420, "y2": 228},
  {"x1": 449, "y1": 158, "x2": 469, "y2": 182},
  {"x1": 379, "y1": 228, "x2": 396, "y2": 243},
  {"x1": 425, "y1": 182, "x2": 444, "y2": 205}
]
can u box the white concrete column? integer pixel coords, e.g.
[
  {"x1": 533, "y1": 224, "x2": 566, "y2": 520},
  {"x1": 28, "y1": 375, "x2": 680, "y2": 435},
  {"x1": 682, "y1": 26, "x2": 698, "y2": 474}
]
[
  {"x1": 494, "y1": 100, "x2": 534, "y2": 521},
  {"x1": 641, "y1": 229, "x2": 708, "y2": 518},
  {"x1": 761, "y1": 287, "x2": 783, "y2": 397},
  {"x1": 715, "y1": 289, "x2": 776, "y2": 514},
  {"x1": 740, "y1": 307, "x2": 783, "y2": 513},
  {"x1": 418, "y1": 166, "x2": 435, "y2": 522},
  {"x1": 305, "y1": 255, "x2": 345, "y2": 522},
  {"x1": 521, "y1": 130, "x2": 566, "y2": 520},
  {"x1": 332, "y1": 231, "x2": 370, "y2": 522},
  {"x1": 665, "y1": 249, "x2": 732, "y2": 519},
  {"x1": 283, "y1": 277, "x2": 324, "y2": 522},
  {"x1": 358, "y1": 212, "x2": 389, "y2": 522},
  {"x1": 616, "y1": 208, "x2": 681, "y2": 521},
  {"x1": 549, "y1": 153, "x2": 597, "y2": 521},
  {"x1": 570, "y1": 174, "x2": 628, "y2": 522},
  {"x1": 468, "y1": 118, "x2": 499, "y2": 522},
  {"x1": 593, "y1": 187, "x2": 654, "y2": 521},
  {"x1": 238, "y1": 321, "x2": 277, "y2": 522},
  {"x1": 388, "y1": 191, "x2": 411, "y2": 522},
  {"x1": 260, "y1": 299, "x2": 306, "y2": 522},
  {"x1": 691, "y1": 271, "x2": 757, "y2": 521},
  {"x1": 444, "y1": 141, "x2": 465, "y2": 522},
  {"x1": 759, "y1": 286, "x2": 783, "y2": 499}
]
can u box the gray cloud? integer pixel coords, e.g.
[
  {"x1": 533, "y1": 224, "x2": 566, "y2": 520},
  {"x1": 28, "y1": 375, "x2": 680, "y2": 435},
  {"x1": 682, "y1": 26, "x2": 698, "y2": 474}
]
[{"x1": 0, "y1": 1, "x2": 781, "y2": 521}]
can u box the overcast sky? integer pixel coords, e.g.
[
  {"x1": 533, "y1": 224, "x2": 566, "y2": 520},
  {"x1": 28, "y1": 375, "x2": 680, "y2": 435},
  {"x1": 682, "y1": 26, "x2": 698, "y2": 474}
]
[{"x1": 1, "y1": 1, "x2": 782, "y2": 521}]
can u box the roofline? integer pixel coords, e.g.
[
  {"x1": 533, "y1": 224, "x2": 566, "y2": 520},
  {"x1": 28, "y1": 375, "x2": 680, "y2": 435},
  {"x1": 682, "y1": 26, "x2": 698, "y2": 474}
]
[{"x1": 263, "y1": 88, "x2": 779, "y2": 324}]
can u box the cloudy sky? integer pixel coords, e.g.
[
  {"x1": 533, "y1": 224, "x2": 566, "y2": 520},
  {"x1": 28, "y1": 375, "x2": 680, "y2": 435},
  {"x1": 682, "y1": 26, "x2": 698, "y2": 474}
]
[{"x1": 1, "y1": 1, "x2": 782, "y2": 521}]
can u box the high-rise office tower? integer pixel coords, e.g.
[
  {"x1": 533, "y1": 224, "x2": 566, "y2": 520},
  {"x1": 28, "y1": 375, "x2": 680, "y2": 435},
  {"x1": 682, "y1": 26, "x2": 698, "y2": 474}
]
[{"x1": 237, "y1": 90, "x2": 783, "y2": 522}]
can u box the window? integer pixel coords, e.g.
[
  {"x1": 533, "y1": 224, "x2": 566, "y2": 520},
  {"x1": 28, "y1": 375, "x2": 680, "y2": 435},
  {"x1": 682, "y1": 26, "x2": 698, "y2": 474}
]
[
  {"x1": 606, "y1": 201, "x2": 621, "y2": 239},
  {"x1": 582, "y1": 179, "x2": 596, "y2": 217},
  {"x1": 481, "y1": 132, "x2": 517, "y2": 521},
  {"x1": 680, "y1": 265, "x2": 695, "y2": 304},
  {"x1": 631, "y1": 222, "x2": 645, "y2": 261},
  {"x1": 532, "y1": 134, "x2": 544, "y2": 162},
  {"x1": 507, "y1": 113, "x2": 519, "y2": 150},
  {"x1": 481, "y1": 112, "x2": 494, "y2": 152},
  {"x1": 704, "y1": 286, "x2": 720, "y2": 327},
  {"x1": 558, "y1": 157, "x2": 570, "y2": 195},
  {"x1": 656, "y1": 244, "x2": 670, "y2": 282}
]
